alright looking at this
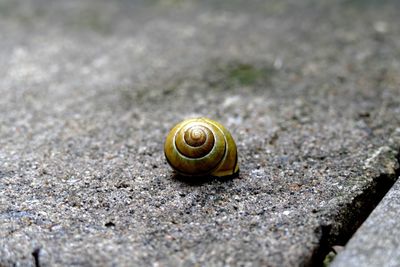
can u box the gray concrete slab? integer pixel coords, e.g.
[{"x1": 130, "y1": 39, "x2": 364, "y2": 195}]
[
  {"x1": 331, "y1": 178, "x2": 400, "y2": 267},
  {"x1": 0, "y1": 0, "x2": 400, "y2": 266}
]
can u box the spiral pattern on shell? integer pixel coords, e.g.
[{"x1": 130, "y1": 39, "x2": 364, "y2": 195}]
[{"x1": 164, "y1": 118, "x2": 239, "y2": 177}]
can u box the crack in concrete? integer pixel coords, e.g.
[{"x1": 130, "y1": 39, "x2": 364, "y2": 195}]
[
  {"x1": 32, "y1": 248, "x2": 41, "y2": 267},
  {"x1": 311, "y1": 148, "x2": 400, "y2": 267}
]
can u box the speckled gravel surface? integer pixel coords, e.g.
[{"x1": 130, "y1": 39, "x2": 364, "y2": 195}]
[{"x1": 0, "y1": 0, "x2": 400, "y2": 266}]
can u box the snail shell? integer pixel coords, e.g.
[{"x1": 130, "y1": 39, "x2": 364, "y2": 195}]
[{"x1": 164, "y1": 118, "x2": 239, "y2": 177}]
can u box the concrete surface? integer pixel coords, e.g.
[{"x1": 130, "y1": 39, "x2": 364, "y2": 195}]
[
  {"x1": 0, "y1": 0, "x2": 400, "y2": 266},
  {"x1": 331, "y1": 178, "x2": 400, "y2": 267}
]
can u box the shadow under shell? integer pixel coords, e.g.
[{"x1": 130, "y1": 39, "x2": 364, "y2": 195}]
[{"x1": 171, "y1": 171, "x2": 240, "y2": 186}]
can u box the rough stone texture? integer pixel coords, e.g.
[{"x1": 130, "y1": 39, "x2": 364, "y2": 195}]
[
  {"x1": 331, "y1": 178, "x2": 400, "y2": 267},
  {"x1": 0, "y1": 0, "x2": 399, "y2": 266}
]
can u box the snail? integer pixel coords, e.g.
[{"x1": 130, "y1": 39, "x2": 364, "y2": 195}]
[{"x1": 164, "y1": 118, "x2": 239, "y2": 177}]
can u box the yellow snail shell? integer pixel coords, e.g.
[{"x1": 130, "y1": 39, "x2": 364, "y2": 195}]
[{"x1": 164, "y1": 118, "x2": 239, "y2": 177}]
